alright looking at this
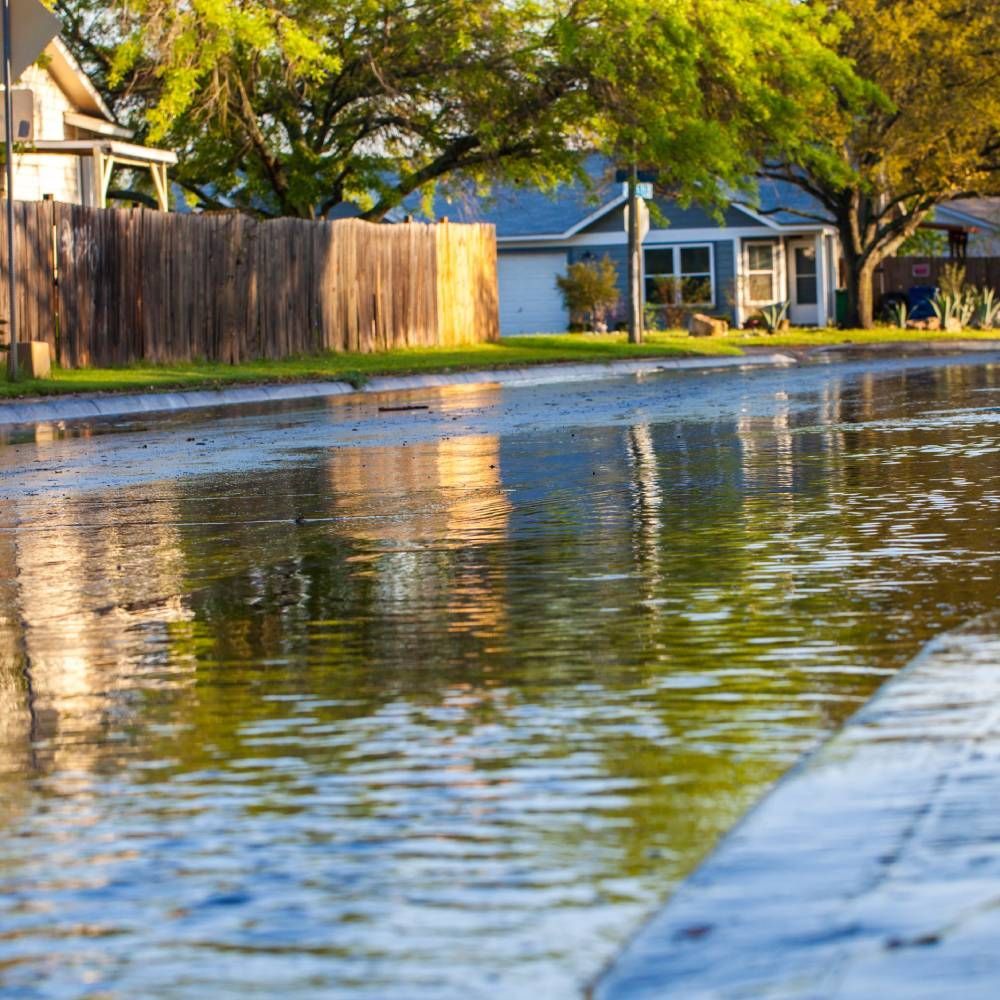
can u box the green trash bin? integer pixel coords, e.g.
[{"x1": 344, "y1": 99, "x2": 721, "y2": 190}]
[{"x1": 835, "y1": 289, "x2": 849, "y2": 327}]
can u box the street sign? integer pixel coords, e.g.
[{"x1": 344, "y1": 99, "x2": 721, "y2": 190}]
[
  {"x1": 0, "y1": 0, "x2": 59, "y2": 81},
  {"x1": 614, "y1": 168, "x2": 659, "y2": 184}
]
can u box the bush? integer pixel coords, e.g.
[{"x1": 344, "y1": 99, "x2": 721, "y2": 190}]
[{"x1": 556, "y1": 256, "x2": 620, "y2": 332}]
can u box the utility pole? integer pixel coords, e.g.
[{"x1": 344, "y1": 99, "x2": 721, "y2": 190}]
[
  {"x1": 626, "y1": 162, "x2": 643, "y2": 345},
  {"x1": 2, "y1": 0, "x2": 16, "y2": 377}
]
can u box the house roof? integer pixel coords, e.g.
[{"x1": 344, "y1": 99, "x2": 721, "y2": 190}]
[
  {"x1": 747, "y1": 177, "x2": 834, "y2": 226},
  {"x1": 408, "y1": 158, "x2": 834, "y2": 239},
  {"x1": 403, "y1": 156, "x2": 620, "y2": 237},
  {"x1": 935, "y1": 198, "x2": 1000, "y2": 232},
  {"x1": 43, "y1": 38, "x2": 119, "y2": 125}
]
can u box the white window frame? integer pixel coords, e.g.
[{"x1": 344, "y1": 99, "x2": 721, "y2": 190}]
[
  {"x1": 643, "y1": 243, "x2": 716, "y2": 308},
  {"x1": 744, "y1": 240, "x2": 780, "y2": 305}
]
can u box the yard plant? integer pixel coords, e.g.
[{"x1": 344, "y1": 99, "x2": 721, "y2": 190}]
[{"x1": 556, "y1": 257, "x2": 620, "y2": 332}]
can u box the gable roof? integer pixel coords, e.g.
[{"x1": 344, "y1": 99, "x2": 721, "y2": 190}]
[{"x1": 42, "y1": 38, "x2": 117, "y2": 124}]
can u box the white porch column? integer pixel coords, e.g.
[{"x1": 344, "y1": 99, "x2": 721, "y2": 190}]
[
  {"x1": 816, "y1": 232, "x2": 829, "y2": 327},
  {"x1": 150, "y1": 163, "x2": 169, "y2": 211},
  {"x1": 731, "y1": 238, "x2": 744, "y2": 328}
]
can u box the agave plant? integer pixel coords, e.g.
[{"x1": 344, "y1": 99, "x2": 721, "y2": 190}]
[
  {"x1": 958, "y1": 290, "x2": 977, "y2": 328},
  {"x1": 974, "y1": 287, "x2": 1000, "y2": 330},
  {"x1": 758, "y1": 300, "x2": 790, "y2": 333},
  {"x1": 887, "y1": 299, "x2": 908, "y2": 328},
  {"x1": 931, "y1": 289, "x2": 977, "y2": 330}
]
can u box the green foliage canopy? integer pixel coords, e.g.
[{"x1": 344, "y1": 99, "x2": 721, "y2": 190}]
[
  {"x1": 55, "y1": 0, "x2": 861, "y2": 220},
  {"x1": 763, "y1": 0, "x2": 1000, "y2": 327}
]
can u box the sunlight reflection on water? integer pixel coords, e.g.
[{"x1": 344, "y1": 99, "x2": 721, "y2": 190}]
[{"x1": 1, "y1": 359, "x2": 999, "y2": 997}]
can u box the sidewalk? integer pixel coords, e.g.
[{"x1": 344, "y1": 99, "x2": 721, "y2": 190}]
[
  {"x1": 0, "y1": 353, "x2": 796, "y2": 428},
  {"x1": 595, "y1": 614, "x2": 1000, "y2": 999}
]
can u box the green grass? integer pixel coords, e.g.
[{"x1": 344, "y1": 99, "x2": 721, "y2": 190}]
[
  {"x1": 1, "y1": 328, "x2": 997, "y2": 400},
  {"x1": 727, "y1": 326, "x2": 1000, "y2": 348}
]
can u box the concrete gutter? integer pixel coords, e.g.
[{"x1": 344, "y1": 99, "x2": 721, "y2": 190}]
[
  {"x1": 0, "y1": 353, "x2": 796, "y2": 428},
  {"x1": 595, "y1": 613, "x2": 1000, "y2": 1000}
]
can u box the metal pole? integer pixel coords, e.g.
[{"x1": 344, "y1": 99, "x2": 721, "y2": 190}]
[
  {"x1": 627, "y1": 162, "x2": 643, "y2": 345},
  {"x1": 2, "y1": 0, "x2": 17, "y2": 378}
]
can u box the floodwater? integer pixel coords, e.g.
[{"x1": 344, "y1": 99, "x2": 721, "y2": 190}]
[{"x1": 1, "y1": 355, "x2": 999, "y2": 998}]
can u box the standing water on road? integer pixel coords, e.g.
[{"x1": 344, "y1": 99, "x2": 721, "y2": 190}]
[{"x1": 1, "y1": 355, "x2": 999, "y2": 998}]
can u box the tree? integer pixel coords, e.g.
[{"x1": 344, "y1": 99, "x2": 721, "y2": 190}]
[
  {"x1": 557, "y1": 255, "x2": 620, "y2": 331},
  {"x1": 55, "y1": 0, "x2": 861, "y2": 222},
  {"x1": 762, "y1": 0, "x2": 1000, "y2": 328}
]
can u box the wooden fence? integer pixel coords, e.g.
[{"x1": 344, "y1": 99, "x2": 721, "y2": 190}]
[
  {"x1": 0, "y1": 200, "x2": 498, "y2": 368},
  {"x1": 880, "y1": 256, "x2": 1000, "y2": 296}
]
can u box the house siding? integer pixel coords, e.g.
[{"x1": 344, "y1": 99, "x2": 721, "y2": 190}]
[
  {"x1": 564, "y1": 239, "x2": 736, "y2": 324},
  {"x1": 20, "y1": 63, "x2": 71, "y2": 141},
  {"x1": 568, "y1": 244, "x2": 629, "y2": 322},
  {"x1": 13, "y1": 63, "x2": 86, "y2": 204}
]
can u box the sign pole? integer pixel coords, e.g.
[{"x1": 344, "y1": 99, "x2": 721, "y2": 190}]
[
  {"x1": 626, "y1": 162, "x2": 643, "y2": 345},
  {"x1": 2, "y1": 0, "x2": 16, "y2": 378}
]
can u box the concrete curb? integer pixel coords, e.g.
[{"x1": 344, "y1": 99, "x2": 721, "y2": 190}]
[
  {"x1": 0, "y1": 353, "x2": 797, "y2": 428},
  {"x1": 594, "y1": 613, "x2": 1000, "y2": 999}
]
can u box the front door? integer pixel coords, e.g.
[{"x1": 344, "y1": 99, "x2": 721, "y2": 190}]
[{"x1": 788, "y1": 239, "x2": 819, "y2": 327}]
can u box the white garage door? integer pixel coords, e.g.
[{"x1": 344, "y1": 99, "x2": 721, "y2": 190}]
[{"x1": 498, "y1": 252, "x2": 569, "y2": 334}]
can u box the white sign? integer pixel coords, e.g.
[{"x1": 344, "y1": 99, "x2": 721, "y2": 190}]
[{"x1": 0, "y1": 0, "x2": 60, "y2": 82}]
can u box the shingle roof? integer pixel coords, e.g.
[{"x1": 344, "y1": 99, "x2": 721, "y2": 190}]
[
  {"x1": 394, "y1": 159, "x2": 834, "y2": 236},
  {"x1": 745, "y1": 177, "x2": 833, "y2": 226},
  {"x1": 936, "y1": 198, "x2": 1000, "y2": 231},
  {"x1": 397, "y1": 155, "x2": 618, "y2": 237}
]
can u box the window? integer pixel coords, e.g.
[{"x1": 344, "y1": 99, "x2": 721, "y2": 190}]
[
  {"x1": 643, "y1": 245, "x2": 714, "y2": 306},
  {"x1": 746, "y1": 242, "x2": 778, "y2": 303},
  {"x1": 679, "y1": 246, "x2": 712, "y2": 305},
  {"x1": 644, "y1": 249, "x2": 678, "y2": 304},
  {"x1": 793, "y1": 245, "x2": 818, "y2": 305}
]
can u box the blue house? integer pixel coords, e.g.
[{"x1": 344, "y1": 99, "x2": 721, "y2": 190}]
[{"x1": 426, "y1": 166, "x2": 840, "y2": 334}]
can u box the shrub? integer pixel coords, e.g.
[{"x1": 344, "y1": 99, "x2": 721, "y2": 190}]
[{"x1": 556, "y1": 256, "x2": 620, "y2": 332}]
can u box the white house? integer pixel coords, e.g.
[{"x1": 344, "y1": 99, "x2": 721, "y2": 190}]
[{"x1": 7, "y1": 38, "x2": 176, "y2": 210}]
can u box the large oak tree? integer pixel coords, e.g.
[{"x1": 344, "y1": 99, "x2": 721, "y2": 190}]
[{"x1": 764, "y1": 0, "x2": 1000, "y2": 328}]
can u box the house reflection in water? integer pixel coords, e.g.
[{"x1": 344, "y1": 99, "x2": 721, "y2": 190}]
[{"x1": 326, "y1": 432, "x2": 512, "y2": 644}]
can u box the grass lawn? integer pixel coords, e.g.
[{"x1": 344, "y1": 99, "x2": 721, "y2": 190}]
[{"x1": 1, "y1": 328, "x2": 998, "y2": 400}]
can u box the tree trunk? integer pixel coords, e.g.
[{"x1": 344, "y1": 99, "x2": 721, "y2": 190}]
[{"x1": 843, "y1": 253, "x2": 878, "y2": 329}]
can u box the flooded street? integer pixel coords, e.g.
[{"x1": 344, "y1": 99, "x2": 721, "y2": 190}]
[{"x1": 1, "y1": 355, "x2": 1000, "y2": 998}]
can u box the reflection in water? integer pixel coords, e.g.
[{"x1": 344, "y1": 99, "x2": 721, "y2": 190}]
[{"x1": 1, "y1": 361, "x2": 1000, "y2": 997}]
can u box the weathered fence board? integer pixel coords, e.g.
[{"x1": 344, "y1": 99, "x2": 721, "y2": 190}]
[
  {"x1": 881, "y1": 256, "x2": 1000, "y2": 296},
  {"x1": 1, "y1": 199, "x2": 498, "y2": 368}
]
